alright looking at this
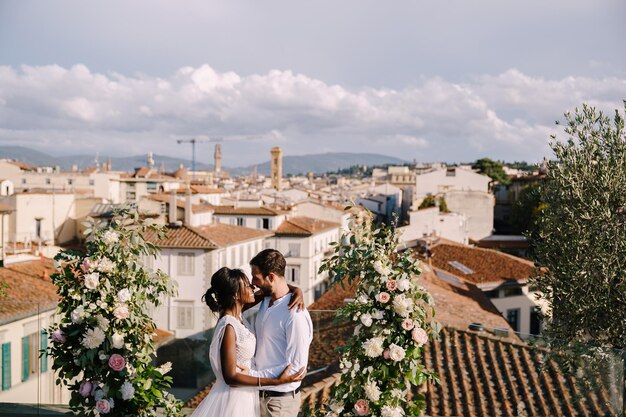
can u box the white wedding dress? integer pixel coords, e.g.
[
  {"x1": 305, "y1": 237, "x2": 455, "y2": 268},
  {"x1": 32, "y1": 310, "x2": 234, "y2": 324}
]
[{"x1": 191, "y1": 315, "x2": 260, "y2": 417}]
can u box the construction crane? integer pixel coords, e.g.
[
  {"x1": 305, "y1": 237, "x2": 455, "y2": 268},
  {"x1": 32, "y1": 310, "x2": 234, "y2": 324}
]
[
  {"x1": 176, "y1": 137, "x2": 222, "y2": 181},
  {"x1": 176, "y1": 135, "x2": 262, "y2": 180}
]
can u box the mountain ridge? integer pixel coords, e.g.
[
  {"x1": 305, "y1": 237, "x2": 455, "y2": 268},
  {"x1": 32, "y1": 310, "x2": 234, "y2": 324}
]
[{"x1": 0, "y1": 146, "x2": 407, "y2": 176}]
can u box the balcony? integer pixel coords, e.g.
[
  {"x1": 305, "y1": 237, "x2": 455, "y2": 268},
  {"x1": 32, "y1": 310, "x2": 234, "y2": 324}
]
[{"x1": 0, "y1": 303, "x2": 623, "y2": 416}]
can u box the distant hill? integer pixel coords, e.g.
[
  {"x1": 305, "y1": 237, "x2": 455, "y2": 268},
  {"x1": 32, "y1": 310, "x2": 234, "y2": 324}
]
[
  {"x1": 234, "y1": 153, "x2": 408, "y2": 176},
  {"x1": 0, "y1": 146, "x2": 406, "y2": 176}
]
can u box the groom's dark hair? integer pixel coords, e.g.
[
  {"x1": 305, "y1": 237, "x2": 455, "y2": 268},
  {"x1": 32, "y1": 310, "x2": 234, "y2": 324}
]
[{"x1": 250, "y1": 249, "x2": 286, "y2": 278}]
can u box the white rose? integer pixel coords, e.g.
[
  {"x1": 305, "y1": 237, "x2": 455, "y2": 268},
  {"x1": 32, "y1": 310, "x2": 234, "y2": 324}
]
[
  {"x1": 120, "y1": 381, "x2": 135, "y2": 400},
  {"x1": 97, "y1": 258, "x2": 116, "y2": 273},
  {"x1": 96, "y1": 315, "x2": 110, "y2": 331},
  {"x1": 157, "y1": 361, "x2": 172, "y2": 375},
  {"x1": 391, "y1": 388, "x2": 405, "y2": 399},
  {"x1": 364, "y1": 381, "x2": 381, "y2": 402},
  {"x1": 113, "y1": 304, "x2": 130, "y2": 320},
  {"x1": 102, "y1": 230, "x2": 119, "y2": 245},
  {"x1": 117, "y1": 289, "x2": 131, "y2": 303},
  {"x1": 71, "y1": 306, "x2": 85, "y2": 324},
  {"x1": 82, "y1": 327, "x2": 106, "y2": 349},
  {"x1": 389, "y1": 343, "x2": 406, "y2": 361},
  {"x1": 353, "y1": 324, "x2": 362, "y2": 336},
  {"x1": 111, "y1": 332, "x2": 125, "y2": 349},
  {"x1": 392, "y1": 294, "x2": 414, "y2": 318},
  {"x1": 84, "y1": 273, "x2": 100, "y2": 290},
  {"x1": 373, "y1": 260, "x2": 390, "y2": 277},
  {"x1": 329, "y1": 402, "x2": 344, "y2": 413},
  {"x1": 397, "y1": 278, "x2": 411, "y2": 292},
  {"x1": 381, "y1": 405, "x2": 405, "y2": 417},
  {"x1": 357, "y1": 294, "x2": 369, "y2": 304},
  {"x1": 363, "y1": 336, "x2": 385, "y2": 358},
  {"x1": 372, "y1": 309, "x2": 384, "y2": 320},
  {"x1": 360, "y1": 313, "x2": 373, "y2": 327}
]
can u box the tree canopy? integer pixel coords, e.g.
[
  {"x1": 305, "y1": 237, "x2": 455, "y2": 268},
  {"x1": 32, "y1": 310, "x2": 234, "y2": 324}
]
[
  {"x1": 530, "y1": 102, "x2": 626, "y2": 352},
  {"x1": 472, "y1": 157, "x2": 510, "y2": 186}
]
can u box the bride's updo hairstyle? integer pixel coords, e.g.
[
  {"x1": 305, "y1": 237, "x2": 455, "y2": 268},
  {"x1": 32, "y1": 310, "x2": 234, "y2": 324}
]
[{"x1": 202, "y1": 267, "x2": 247, "y2": 313}]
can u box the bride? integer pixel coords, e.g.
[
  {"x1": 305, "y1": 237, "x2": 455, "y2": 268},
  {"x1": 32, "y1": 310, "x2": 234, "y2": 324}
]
[{"x1": 191, "y1": 267, "x2": 306, "y2": 417}]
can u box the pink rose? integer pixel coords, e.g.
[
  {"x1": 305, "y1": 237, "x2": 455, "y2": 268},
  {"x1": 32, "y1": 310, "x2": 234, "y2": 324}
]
[
  {"x1": 354, "y1": 399, "x2": 370, "y2": 416},
  {"x1": 78, "y1": 380, "x2": 93, "y2": 397},
  {"x1": 386, "y1": 280, "x2": 397, "y2": 291},
  {"x1": 96, "y1": 399, "x2": 111, "y2": 414},
  {"x1": 108, "y1": 354, "x2": 126, "y2": 371},
  {"x1": 377, "y1": 292, "x2": 390, "y2": 304},
  {"x1": 81, "y1": 258, "x2": 93, "y2": 273},
  {"x1": 51, "y1": 329, "x2": 66, "y2": 343},
  {"x1": 412, "y1": 327, "x2": 429, "y2": 346},
  {"x1": 383, "y1": 349, "x2": 390, "y2": 360},
  {"x1": 401, "y1": 318, "x2": 415, "y2": 331}
]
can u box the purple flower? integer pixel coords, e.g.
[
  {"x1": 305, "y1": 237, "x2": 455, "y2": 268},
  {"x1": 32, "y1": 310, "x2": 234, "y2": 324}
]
[
  {"x1": 51, "y1": 329, "x2": 66, "y2": 343},
  {"x1": 79, "y1": 380, "x2": 93, "y2": 397}
]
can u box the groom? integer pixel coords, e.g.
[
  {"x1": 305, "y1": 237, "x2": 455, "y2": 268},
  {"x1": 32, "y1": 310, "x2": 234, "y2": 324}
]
[{"x1": 250, "y1": 249, "x2": 313, "y2": 417}]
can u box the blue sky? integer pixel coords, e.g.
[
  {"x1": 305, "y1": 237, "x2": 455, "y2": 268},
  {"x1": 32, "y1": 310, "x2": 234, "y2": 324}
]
[{"x1": 1, "y1": 0, "x2": 625, "y2": 166}]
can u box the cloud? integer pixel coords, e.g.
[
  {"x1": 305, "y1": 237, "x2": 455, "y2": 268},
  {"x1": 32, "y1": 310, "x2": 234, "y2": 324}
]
[{"x1": 0, "y1": 64, "x2": 624, "y2": 166}]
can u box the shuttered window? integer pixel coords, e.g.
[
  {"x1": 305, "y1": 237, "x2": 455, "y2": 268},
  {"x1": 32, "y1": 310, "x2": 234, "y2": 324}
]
[
  {"x1": 40, "y1": 330, "x2": 48, "y2": 373},
  {"x1": 1, "y1": 343, "x2": 10, "y2": 390}
]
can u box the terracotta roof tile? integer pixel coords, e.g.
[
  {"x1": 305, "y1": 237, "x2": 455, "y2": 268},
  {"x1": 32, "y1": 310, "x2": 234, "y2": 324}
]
[
  {"x1": 144, "y1": 225, "x2": 218, "y2": 249},
  {"x1": 422, "y1": 243, "x2": 535, "y2": 286},
  {"x1": 275, "y1": 217, "x2": 340, "y2": 236},
  {"x1": 0, "y1": 258, "x2": 58, "y2": 324},
  {"x1": 194, "y1": 223, "x2": 272, "y2": 247}
]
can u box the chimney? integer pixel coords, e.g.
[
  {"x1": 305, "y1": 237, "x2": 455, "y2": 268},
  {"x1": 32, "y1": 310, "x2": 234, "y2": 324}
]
[
  {"x1": 169, "y1": 191, "x2": 177, "y2": 224},
  {"x1": 184, "y1": 187, "x2": 192, "y2": 226}
]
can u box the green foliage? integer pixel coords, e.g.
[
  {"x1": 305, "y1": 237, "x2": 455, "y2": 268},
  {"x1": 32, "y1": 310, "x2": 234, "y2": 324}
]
[
  {"x1": 317, "y1": 208, "x2": 440, "y2": 417},
  {"x1": 472, "y1": 157, "x2": 511, "y2": 186},
  {"x1": 530, "y1": 102, "x2": 626, "y2": 353},
  {"x1": 509, "y1": 184, "x2": 545, "y2": 235},
  {"x1": 47, "y1": 207, "x2": 183, "y2": 417},
  {"x1": 418, "y1": 195, "x2": 449, "y2": 213}
]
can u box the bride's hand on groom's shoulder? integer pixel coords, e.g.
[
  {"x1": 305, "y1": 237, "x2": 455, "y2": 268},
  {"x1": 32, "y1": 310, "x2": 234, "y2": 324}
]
[
  {"x1": 288, "y1": 287, "x2": 305, "y2": 312},
  {"x1": 277, "y1": 365, "x2": 306, "y2": 383}
]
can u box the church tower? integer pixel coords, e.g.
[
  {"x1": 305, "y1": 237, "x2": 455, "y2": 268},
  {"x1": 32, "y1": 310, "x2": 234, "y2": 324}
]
[
  {"x1": 214, "y1": 144, "x2": 222, "y2": 173},
  {"x1": 270, "y1": 147, "x2": 283, "y2": 191}
]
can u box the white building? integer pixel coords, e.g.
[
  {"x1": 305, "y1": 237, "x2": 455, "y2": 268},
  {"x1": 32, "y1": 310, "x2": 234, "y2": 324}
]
[
  {"x1": 415, "y1": 166, "x2": 494, "y2": 240},
  {"x1": 399, "y1": 207, "x2": 467, "y2": 244},
  {"x1": 145, "y1": 223, "x2": 271, "y2": 339},
  {"x1": 265, "y1": 217, "x2": 341, "y2": 305},
  {"x1": 0, "y1": 258, "x2": 69, "y2": 405},
  {"x1": 292, "y1": 200, "x2": 350, "y2": 232}
]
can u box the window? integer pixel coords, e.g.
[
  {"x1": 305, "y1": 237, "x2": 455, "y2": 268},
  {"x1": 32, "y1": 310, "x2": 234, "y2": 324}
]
[
  {"x1": 176, "y1": 302, "x2": 194, "y2": 329},
  {"x1": 39, "y1": 330, "x2": 48, "y2": 373},
  {"x1": 288, "y1": 243, "x2": 300, "y2": 257},
  {"x1": 446, "y1": 168, "x2": 456, "y2": 177},
  {"x1": 502, "y1": 286, "x2": 523, "y2": 297},
  {"x1": 286, "y1": 266, "x2": 299, "y2": 283},
  {"x1": 177, "y1": 253, "x2": 195, "y2": 276},
  {"x1": 126, "y1": 191, "x2": 136, "y2": 201},
  {"x1": 236, "y1": 217, "x2": 244, "y2": 227},
  {"x1": 67, "y1": 179, "x2": 73, "y2": 185},
  {"x1": 45, "y1": 178, "x2": 51, "y2": 185},
  {"x1": 506, "y1": 309, "x2": 520, "y2": 333},
  {"x1": 21, "y1": 333, "x2": 39, "y2": 382},
  {"x1": 89, "y1": 179, "x2": 95, "y2": 186},
  {"x1": 1, "y1": 342, "x2": 10, "y2": 390},
  {"x1": 530, "y1": 307, "x2": 541, "y2": 335},
  {"x1": 262, "y1": 218, "x2": 270, "y2": 229},
  {"x1": 21, "y1": 179, "x2": 26, "y2": 185},
  {"x1": 147, "y1": 182, "x2": 157, "y2": 191}
]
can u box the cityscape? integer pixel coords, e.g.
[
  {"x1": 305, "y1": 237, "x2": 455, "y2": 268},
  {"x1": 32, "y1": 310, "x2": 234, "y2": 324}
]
[{"x1": 0, "y1": 1, "x2": 625, "y2": 416}]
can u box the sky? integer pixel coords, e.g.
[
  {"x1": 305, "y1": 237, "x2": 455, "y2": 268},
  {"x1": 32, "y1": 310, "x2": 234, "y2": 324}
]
[{"x1": 0, "y1": 0, "x2": 625, "y2": 167}]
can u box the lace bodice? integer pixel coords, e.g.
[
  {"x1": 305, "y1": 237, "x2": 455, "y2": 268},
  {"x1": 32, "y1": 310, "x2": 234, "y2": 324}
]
[{"x1": 221, "y1": 315, "x2": 256, "y2": 369}]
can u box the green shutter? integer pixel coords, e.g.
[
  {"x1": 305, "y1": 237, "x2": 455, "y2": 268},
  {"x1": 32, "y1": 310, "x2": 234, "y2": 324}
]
[
  {"x1": 40, "y1": 331, "x2": 48, "y2": 373},
  {"x1": 1, "y1": 343, "x2": 10, "y2": 390},
  {"x1": 21, "y1": 336, "x2": 29, "y2": 382}
]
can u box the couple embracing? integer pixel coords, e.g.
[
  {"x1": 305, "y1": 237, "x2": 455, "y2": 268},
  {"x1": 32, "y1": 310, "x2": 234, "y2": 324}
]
[{"x1": 191, "y1": 249, "x2": 313, "y2": 417}]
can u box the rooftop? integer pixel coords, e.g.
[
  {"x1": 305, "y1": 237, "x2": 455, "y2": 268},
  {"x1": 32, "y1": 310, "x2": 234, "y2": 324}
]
[
  {"x1": 144, "y1": 225, "x2": 218, "y2": 250},
  {"x1": 275, "y1": 216, "x2": 340, "y2": 236},
  {"x1": 194, "y1": 223, "x2": 273, "y2": 247}
]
